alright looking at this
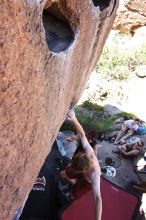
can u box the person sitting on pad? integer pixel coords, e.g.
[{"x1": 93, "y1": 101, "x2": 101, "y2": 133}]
[
  {"x1": 113, "y1": 139, "x2": 144, "y2": 158},
  {"x1": 114, "y1": 118, "x2": 140, "y2": 145},
  {"x1": 60, "y1": 110, "x2": 102, "y2": 220}
]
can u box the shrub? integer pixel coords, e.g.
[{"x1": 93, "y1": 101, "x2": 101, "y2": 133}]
[
  {"x1": 60, "y1": 107, "x2": 116, "y2": 134},
  {"x1": 75, "y1": 107, "x2": 93, "y2": 133},
  {"x1": 93, "y1": 115, "x2": 118, "y2": 133},
  {"x1": 117, "y1": 111, "x2": 138, "y2": 120},
  {"x1": 97, "y1": 33, "x2": 146, "y2": 81},
  {"x1": 81, "y1": 100, "x2": 104, "y2": 112}
]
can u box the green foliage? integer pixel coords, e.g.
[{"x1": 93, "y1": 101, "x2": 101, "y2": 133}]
[
  {"x1": 60, "y1": 107, "x2": 93, "y2": 133},
  {"x1": 60, "y1": 106, "x2": 116, "y2": 134},
  {"x1": 60, "y1": 109, "x2": 139, "y2": 134},
  {"x1": 117, "y1": 111, "x2": 138, "y2": 120},
  {"x1": 75, "y1": 107, "x2": 93, "y2": 132},
  {"x1": 94, "y1": 116, "x2": 118, "y2": 133},
  {"x1": 97, "y1": 33, "x2": 146, "y2": 81},
  {"x1": 133, "y1": 43, "x2": 146, "y2": 65},
  {"x1": 81, "y1": 100, "x2": 104, "y2": 112},
  {"x1": 76, "y1": 106, "x2": 117, "y2": 133}
]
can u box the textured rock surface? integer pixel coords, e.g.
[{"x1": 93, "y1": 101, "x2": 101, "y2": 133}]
[
  {"x1": 124, "y1": 0, "x2": 146, "y2": 17},
  {"x1": 104, "y1": 104, "x2": 123, "y2": 115},
  {"x1": 0, "y1": 0, "x2": 119, "y2": 219},
  {"x1": 98, "y1": 140, "x2": 146, "y2": 187},
  {"x1": 113, "y1": 0, "x2": 146, "y2": 32}
]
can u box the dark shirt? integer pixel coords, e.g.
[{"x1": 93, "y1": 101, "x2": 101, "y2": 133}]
[
  {"x1": 126, "y1": 145, "x2": 140, "y2": 154},
  {"x1": 123, "y1": 145, "x2": 141, "y2": 159}
]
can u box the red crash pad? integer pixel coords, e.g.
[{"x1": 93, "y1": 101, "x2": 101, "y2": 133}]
[{"x1": 60, "y1": 178, "x2": 140, "y2": 220}]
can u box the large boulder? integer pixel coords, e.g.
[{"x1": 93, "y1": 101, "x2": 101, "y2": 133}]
[
  {"x1": 0, "y1": 0, "x2": 119, "y2": 219},
  {"x1": 113, "y1": 0, "x2": 146, "y2": 32},
  {"x1": 124, "y1": 0, "x2": 146, "y2": 17}
]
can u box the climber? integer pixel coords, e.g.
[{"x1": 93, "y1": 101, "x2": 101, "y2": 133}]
[{"x1": 60, "y1": 109, "x2": 102, "y2": 220}]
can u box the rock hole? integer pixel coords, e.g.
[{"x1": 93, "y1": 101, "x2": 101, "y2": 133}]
[
  {"x1": 92, "y1": 0, "x2": 111, "y2": 10},
  {"x1": 42, "y1": 4, "x2": 74, "y2": 53}
]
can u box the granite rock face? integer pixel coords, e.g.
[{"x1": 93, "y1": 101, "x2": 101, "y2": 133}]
[
  {"x1": 0, "y1": 0, "x2": 119, "y2": 219},
  {"x1": 113, "y1": 0, "x2": 146, "y2": 32}
]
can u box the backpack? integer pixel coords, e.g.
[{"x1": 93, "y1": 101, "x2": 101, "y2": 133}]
[{"x1": 136, "y1": 124, "x2": 146, "y2": 135}]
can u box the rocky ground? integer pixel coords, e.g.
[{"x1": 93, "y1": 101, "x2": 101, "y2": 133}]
[
  {"x1": 58, "y1": 128, "x2": 146, "y2": 218},
  {"x1": 59, "y1": 130, "x2": 146, "y2": 186}
]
